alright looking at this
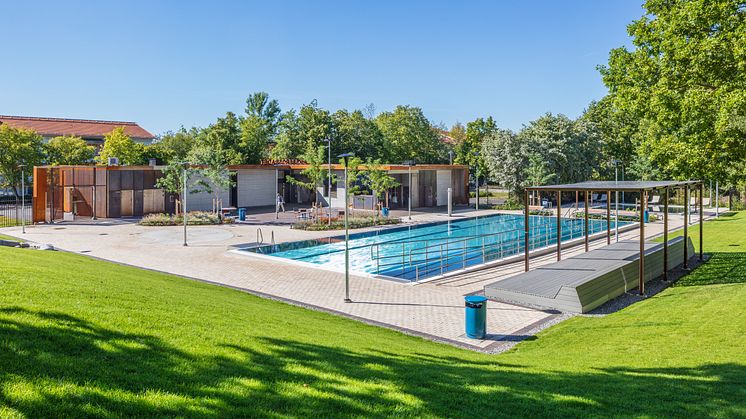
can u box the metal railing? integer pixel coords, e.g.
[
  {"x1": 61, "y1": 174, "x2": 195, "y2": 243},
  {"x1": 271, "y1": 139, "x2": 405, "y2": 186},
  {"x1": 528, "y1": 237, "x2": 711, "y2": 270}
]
[
  {"x1": 370, "y1": 216, "x2": 599, "y2": 281},
  {"x1": 0, "y1": 195, "x2": 32, "y2": 228}
]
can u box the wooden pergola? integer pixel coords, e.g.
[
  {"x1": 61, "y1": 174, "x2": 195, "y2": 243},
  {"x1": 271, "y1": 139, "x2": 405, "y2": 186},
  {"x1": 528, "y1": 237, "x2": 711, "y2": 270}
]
[{"x1": 524, "y1": 180, "x2": 704, "y2": 295}]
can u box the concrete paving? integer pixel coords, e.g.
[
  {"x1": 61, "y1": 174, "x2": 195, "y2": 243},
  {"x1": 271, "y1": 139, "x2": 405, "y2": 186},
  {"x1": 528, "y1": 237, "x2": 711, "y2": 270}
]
[{"x1": 0, "y1": 206, "x2": 713, "y2": 351}]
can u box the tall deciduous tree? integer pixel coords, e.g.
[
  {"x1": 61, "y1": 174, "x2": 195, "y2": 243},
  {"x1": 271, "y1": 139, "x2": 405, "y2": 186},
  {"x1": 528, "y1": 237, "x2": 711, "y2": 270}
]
[
  {"x1": 331, "y1": 110, "x2": 385, "y2": 159},
  {"x1": 44, "y1": 135, "x2": 95, "y2": 165},
  {"x1": 240, "y1": 92, "x2": 282, "y2": 164},
  {"x1": 0, "y1": 125, "x2": 44, "y2": 197},
  {"x1": 375, "y1": 105, "x2": 445, "y2": 163},
  {"x1": 362, "y1": 158, "x2": 400, "y2": 211},
  {"x1": 455, "y1": 117, "x2": 497, "y2": 185},
  {"x1": 599, "y1": 0, "x2": 746, "y2": 183},
  {"x1": 148, "y1": 128, "x2": 197, "y2": 165},
  {"x1": 188, "y1": 129, "x2": 233, "y2": 211},
  {"x1": 96, "y1": 127, "x2": 145, "y2": 166},
  {"x1": 481, "y1": 129, "x2": 525, "y2": 199}
]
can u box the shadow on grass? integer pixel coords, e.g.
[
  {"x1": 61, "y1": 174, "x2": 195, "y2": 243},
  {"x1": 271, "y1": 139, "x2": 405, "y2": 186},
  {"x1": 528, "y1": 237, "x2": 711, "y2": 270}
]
[
  {"x1": 676, "y1": 252, "x2": 746, "y2": 287},
  {"x1": 0, "y1": 307, "x2": 744, "y2": 417}
]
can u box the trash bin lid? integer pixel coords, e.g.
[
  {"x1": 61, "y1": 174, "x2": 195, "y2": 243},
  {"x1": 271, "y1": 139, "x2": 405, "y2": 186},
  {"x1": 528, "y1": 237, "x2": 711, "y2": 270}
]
[{"x1": 464, "y1": 295, "x2": 488, "y2": 304}]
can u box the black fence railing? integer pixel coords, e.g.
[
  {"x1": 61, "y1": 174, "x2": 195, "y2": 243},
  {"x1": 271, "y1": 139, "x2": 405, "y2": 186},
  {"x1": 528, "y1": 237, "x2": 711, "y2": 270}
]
[{"x1": 0, "y1": 194, "x2": 32, "y2": 228}]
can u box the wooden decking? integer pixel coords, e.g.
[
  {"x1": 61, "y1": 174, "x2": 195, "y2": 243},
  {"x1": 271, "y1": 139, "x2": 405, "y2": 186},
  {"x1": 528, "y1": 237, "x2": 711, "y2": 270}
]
[{"x1": 484, "y1": 237, "x2": 695, "y2": 313}]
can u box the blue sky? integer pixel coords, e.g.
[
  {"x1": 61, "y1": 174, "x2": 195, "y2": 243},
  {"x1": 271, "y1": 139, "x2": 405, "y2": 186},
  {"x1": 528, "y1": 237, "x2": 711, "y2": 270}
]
[{"x1": 0, "y1": 1, "x2": 643, "y2": 135}]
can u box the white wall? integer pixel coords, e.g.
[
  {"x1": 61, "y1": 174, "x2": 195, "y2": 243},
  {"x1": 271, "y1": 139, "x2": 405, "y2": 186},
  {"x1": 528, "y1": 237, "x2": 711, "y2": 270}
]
[
  {"x1": 237, "y1": 169, "x2": 276, "y2": 207},
  {"x1": 436, "y1": 170, "x2": 452, "y2": 206},
  {"x1": 186, "y1": 174, "x2": 230, "y2": 212}
]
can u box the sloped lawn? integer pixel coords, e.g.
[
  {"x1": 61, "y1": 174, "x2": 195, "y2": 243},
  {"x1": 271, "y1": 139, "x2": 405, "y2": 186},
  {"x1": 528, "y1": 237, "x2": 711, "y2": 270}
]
[{"x1": 0, "y1": 214, "x2": 745, "y2": 417}]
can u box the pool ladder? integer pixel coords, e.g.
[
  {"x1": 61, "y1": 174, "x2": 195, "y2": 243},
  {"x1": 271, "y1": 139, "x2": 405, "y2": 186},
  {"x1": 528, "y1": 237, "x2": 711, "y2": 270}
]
[{"x1": 256, "y1": 228, "x2": 275, "y2": 246}]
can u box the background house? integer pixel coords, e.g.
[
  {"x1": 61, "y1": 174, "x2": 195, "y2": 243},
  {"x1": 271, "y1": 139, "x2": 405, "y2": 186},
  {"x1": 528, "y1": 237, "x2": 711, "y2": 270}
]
[{"x1": 0, "y1": 115, "x2": 155, "y2": 152}]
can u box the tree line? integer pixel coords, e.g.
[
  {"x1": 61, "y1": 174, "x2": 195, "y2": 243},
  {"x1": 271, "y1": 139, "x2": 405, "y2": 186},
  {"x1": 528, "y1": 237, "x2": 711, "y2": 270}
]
[{"x1": 2, "y1": 0, "x2": 745, "y2": 204}]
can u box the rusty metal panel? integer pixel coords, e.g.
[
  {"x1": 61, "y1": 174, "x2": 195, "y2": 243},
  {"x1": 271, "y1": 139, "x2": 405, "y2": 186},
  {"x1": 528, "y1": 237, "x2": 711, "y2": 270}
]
[
  {"x1": 95, "y1": 186, "x2": 107, "y2": 218},
  {"x1": 143, "y1": 170, "x2": 156, "y2": 189},
  {"x1": 121, "y1": 170, "x2": 133, "y2": 190},
  {"x1": 120, "y1": 190, "x2": 133, "y2": 216},
  {"x1": 108, "y1": 191, "x2": 121, "y2": 218},
  {"x1": 133, "y1": 190, "x2": 144, "y2": 216},
  {"x1": 108, "y1": 170, "x2": 121, "y2": 191},
  {"x1": 96, "y1": 167, "x2": 108, "y2": 186}
]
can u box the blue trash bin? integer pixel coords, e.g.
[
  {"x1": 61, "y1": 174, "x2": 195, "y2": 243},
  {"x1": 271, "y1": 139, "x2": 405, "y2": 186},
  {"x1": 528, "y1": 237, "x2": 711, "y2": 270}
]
[
  {"x1": 643, "y1": 210, "x2": 649, "y2": 223},
  {"x1": 238, "y1": 208, "x2": 246, "y2": 221},
  {"x1": 381, "y1": 207, "x2": 389, "y2": 217},
  {"x1": 465, "y1": 295, "x2": 487, "y2": 339}
]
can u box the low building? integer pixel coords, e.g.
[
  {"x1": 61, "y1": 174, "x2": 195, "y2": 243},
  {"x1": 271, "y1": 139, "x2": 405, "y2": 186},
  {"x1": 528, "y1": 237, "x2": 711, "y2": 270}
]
[
  {"x1": 31, "y1": 163, "x2": 468, "y2": 222},
  {"x1": 0, "y1": 115, "x2": 155, "y2": 151}
]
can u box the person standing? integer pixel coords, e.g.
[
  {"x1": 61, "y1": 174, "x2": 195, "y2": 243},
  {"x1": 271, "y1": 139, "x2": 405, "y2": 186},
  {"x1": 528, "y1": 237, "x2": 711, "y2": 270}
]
[{"x1": 277, "y1": 193, "x2": 285, "y2": 212}]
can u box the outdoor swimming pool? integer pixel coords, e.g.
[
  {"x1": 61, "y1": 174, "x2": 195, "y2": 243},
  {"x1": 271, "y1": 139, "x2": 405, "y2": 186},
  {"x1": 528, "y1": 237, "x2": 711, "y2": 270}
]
[{"x1": 242, "y1": 213, "x2": 629, "y2": 281}]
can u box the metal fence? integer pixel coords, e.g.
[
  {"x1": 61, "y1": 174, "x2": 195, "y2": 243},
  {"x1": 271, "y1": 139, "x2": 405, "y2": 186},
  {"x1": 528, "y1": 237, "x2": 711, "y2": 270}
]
[{"x1": 0, "y1": 193, "x2": 32, "y2": 228}]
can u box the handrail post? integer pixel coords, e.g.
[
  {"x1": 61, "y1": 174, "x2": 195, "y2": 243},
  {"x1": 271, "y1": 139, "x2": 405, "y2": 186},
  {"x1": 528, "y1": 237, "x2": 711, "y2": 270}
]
[
  {"x1": 440, "y1": 244, "x2": 444, "y2": 275},
  {"x1": 376, "y1": 245, "x2": 380, "y2": 275}
]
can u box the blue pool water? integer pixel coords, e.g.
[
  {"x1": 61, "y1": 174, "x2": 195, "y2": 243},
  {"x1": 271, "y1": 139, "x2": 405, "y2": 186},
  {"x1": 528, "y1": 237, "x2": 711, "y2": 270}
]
[{"x1": 243, "y1": 214, "x2": 629, "y2": 281}]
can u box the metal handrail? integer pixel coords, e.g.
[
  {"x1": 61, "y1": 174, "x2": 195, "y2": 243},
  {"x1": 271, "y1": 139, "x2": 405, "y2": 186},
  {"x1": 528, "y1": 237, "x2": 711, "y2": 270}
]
[
  {"x1": 256, "y1": 228, "x2": 264, "y2": 245},
  {"x1": 372, "y1": 216, "x2": 610, "y2": 280}
]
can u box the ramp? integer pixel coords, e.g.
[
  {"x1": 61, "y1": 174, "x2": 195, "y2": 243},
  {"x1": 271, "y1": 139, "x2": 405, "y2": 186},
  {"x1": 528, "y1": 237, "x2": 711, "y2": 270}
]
[{"x1": 484, "y1": 237, "x2": 694, "y2": 313}]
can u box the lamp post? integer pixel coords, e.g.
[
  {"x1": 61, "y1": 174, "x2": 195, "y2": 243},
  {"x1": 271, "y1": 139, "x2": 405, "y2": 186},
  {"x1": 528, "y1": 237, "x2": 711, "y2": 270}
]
[
  {"x1": 18, "y1": 164, "x2": 26, "y2": 234},
  {"x1": 448, "y1": 150, "x2": 454, "y2": 165},
  {"x1": 179, "y1": 162, "x2": 190, "y2": 247},
  {"x1": 338, "y1": 152, "x2": 354, "y2": 303},
  {"x1": 325, "y1": 138, "x2": 332, "y2": 226},
  {"x1": 275, "y1": 164, "x2": 280, "y2": 220},
  {"x1": 612, "y1": 159, "x2": 621, "y2": 242},
  {"x1": 402, "y1": 160, "x2": 416, "y2": 221},
  {"x1": 474, "y1": 151, "x2": 480, "y2": 212}
]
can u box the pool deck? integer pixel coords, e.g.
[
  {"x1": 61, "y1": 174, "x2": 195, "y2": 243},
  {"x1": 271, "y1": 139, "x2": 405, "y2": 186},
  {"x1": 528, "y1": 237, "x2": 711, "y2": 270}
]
[{"x1": 0, "y1": 207, "x2": 710, "y2": 352}]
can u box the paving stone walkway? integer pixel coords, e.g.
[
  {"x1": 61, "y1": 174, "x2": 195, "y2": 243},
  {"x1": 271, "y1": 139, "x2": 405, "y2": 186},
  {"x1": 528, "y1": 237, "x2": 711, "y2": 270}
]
[{"x1": 1, "y1": 208, "x2": 704, "y2": 351}]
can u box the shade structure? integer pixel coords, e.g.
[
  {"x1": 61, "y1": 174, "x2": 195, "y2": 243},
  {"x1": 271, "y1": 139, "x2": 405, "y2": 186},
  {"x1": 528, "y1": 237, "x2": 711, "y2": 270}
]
[{"x1": 523, "y1": 180, "x2": 703, "y2": 295}]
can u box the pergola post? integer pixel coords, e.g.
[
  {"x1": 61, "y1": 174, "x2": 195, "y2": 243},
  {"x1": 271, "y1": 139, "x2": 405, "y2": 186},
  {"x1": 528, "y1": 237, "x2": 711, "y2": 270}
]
[
  {"x1": 699, "y1": 182, "x2": 703, "y2": 260},
  {"x1": 663, "y1": 187, "x2": 669, "y2": 281},
  {"x1": 684, "y1": 186, "x2": 689, "y2": 269},
  {"x1": 524, "y1": 188, "x2": 530, "y2": 272},
  {"x1": 556, "y1": 190, "x2": 562, "y2": 261},
  {"x1": 639, "y1": 189, "x2": 647, "y2": 295},
  {"x1": 584, "y1": 190, "x2": 590, "y2": 252},
  {"x1": 606, "y1": 189, "x2": 611, "y2": 245}
]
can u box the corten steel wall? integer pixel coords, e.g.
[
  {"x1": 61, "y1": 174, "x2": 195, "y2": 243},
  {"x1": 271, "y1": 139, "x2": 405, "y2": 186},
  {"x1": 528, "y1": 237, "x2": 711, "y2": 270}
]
[{"x1": 33, "y1": 166, "x2": 167, "y2": 222}]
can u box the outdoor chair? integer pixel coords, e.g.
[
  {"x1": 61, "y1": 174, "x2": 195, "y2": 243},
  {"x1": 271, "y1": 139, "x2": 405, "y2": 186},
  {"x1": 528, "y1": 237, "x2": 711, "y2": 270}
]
[{"x1": 649, "y1": 195, "x2": 661, "y2": 212}]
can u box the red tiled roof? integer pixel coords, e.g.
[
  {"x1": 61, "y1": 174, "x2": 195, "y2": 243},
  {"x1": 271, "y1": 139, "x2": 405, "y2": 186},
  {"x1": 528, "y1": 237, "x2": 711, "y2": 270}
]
[{"x1": 0, "y1": 115, "x2": 154, "y2": 140}]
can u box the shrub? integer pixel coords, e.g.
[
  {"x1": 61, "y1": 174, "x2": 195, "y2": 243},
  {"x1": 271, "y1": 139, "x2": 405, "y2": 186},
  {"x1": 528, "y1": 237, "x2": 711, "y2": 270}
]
[
  {"x1": 139, "y1": 212, "x2": 232, "y2": 226},
  {"x1": 293, "y1": 216, "x2": 400, "y2": 231}
]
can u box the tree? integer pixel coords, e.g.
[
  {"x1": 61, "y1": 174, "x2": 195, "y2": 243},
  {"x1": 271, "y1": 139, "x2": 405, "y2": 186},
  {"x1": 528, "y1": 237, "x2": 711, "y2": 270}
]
[
  {"x1": 523, "y1": 153, "x2": 555, "y2": 205},
  {"x1": 148, "y1": 128, "x2": 197, "y2": 165},
  {"x1": 188, "y1": 129, "x2": 233, "y2": 212},
  {"x1": 96, "y1": 127, "x2": 145, "y2": 165},
  {"x1": 285, "y1": 145, "x2": 330, "y2": 208},
  {"x1": 481, "y1": 129, "x2": 525, "y2": 200},
  {"x1": 154, "y1": 163, "x2": 195, "y2": 215},
  {"x1": 362, "y1": 158, "x2": 400, "y2": 212},
  {"x1": 44, "y1": 135, "x2": 95, "y2": 165},
  {"x1": 599, "y1": 0, "x2": 746, "y2": 184},
  {"x1": 331, "y1": 109, "x2": 385, "y2": 160},
  {"x1": 375, "y1": 106, "x2": 445, "y2": 163},
  {"x1": 0, "y1": 125, "x2": 44, "y2": 198},
  {"x1": 455, "y1": 117, "x2": 496, "y2": 178},
  {"x1": 204, "y1": 112, "x2": 243, "y2": 165},
  {"x1": 297, "y1": 101, "x2": 333, "y2": 152},
  {"x1": 239, "y1": 92, "x2": 282, "y2": 164},
  {"x1": 270, "y1": 110, "x2": 304, "y2": 160}
]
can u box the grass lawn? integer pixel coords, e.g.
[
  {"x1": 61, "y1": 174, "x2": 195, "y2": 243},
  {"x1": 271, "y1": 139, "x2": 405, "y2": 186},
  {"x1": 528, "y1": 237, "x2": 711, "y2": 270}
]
[
  {"x1": 1, "y1": 215, "x2": 745, "y2": 417},
  {"x1": 0, "y1": 232, "x2": 20, "y2": 242}
]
